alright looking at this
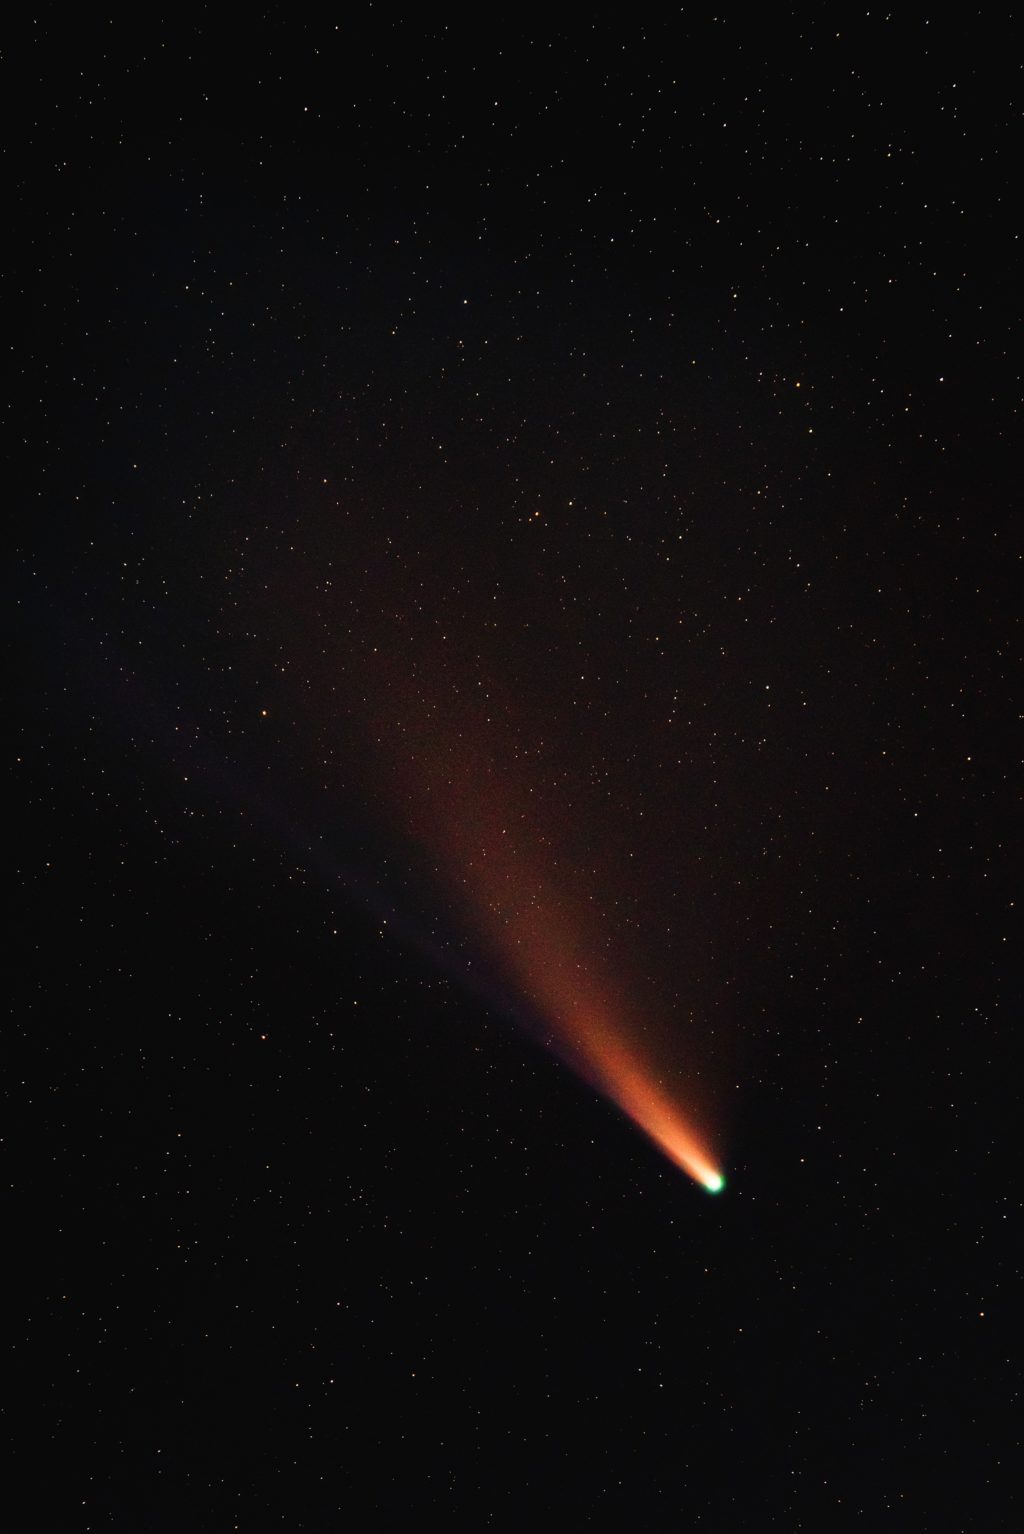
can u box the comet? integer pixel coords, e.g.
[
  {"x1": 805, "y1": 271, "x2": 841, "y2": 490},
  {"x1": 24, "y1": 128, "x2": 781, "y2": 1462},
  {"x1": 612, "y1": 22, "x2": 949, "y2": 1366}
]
[{"x1": 359, "y1": 653, "x2": 726, "y2": 1194}]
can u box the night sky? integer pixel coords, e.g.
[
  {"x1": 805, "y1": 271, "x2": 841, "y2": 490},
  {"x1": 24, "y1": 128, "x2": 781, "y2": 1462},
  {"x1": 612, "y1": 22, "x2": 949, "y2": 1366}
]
[{"x1": 11, "y1": 12, "x2": 1019, "y2": 1529}]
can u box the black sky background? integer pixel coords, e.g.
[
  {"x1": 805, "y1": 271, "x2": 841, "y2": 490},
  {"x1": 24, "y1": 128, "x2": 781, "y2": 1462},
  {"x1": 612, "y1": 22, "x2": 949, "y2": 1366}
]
[{"x1": 9, "y1": 12, "x2": 1019, "y2": 1529}]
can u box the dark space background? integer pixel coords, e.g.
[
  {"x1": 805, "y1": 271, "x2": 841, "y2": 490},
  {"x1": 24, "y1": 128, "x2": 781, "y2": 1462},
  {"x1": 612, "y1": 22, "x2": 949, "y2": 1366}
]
[{"x1": 9, "y1": 12, "x2": 1019, "y2": 1529}]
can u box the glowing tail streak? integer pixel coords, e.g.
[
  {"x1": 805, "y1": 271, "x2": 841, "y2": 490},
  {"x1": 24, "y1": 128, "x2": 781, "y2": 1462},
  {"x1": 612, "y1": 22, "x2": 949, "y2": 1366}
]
[
  {"x1": 583, "y1": 1025, "x2": 725, "y2": 1192},
  {"x1": 489, "y1": 942, "x2": 725, "y2": 1193},
  {"x1": 387, "y1": 723, "x2": 725, "y2": 1192}
]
